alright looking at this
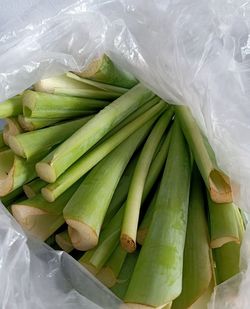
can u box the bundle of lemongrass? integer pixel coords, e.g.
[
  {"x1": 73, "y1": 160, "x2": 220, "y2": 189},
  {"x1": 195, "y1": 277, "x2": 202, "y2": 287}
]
[{"x1": 0, "y1": 54, "x2": 244, "y2": 308}]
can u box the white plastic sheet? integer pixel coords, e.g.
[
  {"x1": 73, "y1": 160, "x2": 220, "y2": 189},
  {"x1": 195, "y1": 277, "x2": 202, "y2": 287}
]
[{"x1": 1, "y1": 0, "x2": 250, "y2": 307}]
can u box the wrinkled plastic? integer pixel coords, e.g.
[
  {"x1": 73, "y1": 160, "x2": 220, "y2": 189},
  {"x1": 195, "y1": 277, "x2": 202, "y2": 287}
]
[{"x1": 1, "y1": 0, "x2": 250, "y2": 308}]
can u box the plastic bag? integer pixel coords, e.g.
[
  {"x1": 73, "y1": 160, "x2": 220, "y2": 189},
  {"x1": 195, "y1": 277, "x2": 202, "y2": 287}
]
[{"x1": 1, "y1": 0, "x2": 250, "y2": 307}]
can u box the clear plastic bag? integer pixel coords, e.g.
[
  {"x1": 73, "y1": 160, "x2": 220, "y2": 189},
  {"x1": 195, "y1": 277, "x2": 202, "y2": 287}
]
[{"x1": 1, "y1": 0, "x2": 250, "y2": 307}]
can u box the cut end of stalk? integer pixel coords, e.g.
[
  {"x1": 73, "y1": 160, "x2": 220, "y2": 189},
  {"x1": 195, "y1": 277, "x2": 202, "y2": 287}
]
[
  {"x1": 11, "y1": 204, "x2": 46, "y2": 230},
  {"x1": 209, "y1": 170, "x2": 232, "y2": 204},
  {"x1": 3, "y1": 118, "x2": 23, "y2": 146},
  {"x1": 210, "y1": 236, "x2": 240, "y2": 249},
  {"x1": 0, "y1": 151, "x2": 15, "y2": 196},
  {"x1": 67, "y1": 219, "x2": 98, "y2": 251},
  {"x1": 136, "y1": 229, "x2": 147, "y2": 246},
  {"x1": 18, "y1": 115, "x2": 33, "y2": 131},
  {"x1": 55, "y1": 234, "x2": 73, "y2": 253},
  {"x1": 23, "y1": 184, "x2": 36, "y2": 199},
  {"x1": 9, "y1": 136, "x2": 26, "y2": 158},
  {"x1": 77, "y1": 57, "x2": 103, "y2": 78},
  {"x1": 96, "y1": 267, "x2": 117, "y2": 288},
  {"x1": 120, "y1": 234, "x2": 137, "y2": 253},
  {"x1": 41, "y1": 187, "x2": 56, "y2": 202},
  {"x1": 23, "y1": 91, "x2": 36, "y2": 117},
  {"x1": 36, "y1": 162, "x2": 57, "y2": 183}
]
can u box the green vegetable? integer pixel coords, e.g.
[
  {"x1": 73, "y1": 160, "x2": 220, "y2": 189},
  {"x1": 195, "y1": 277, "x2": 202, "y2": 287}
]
[
  {"x1": 11, "y1": 182, "x2": 79, "y2": 241},
  {"x1": 207, "y1": 193, "x2": 242, "y2": 248},
  {"x1": 23, "y1": 179, "x2": 47, "y2": 198},
  {"x1": 121, "y1": 109, "x2": 173, "y2": 252},
  {"x1": 1, "y1": 187, "x2": 23, "y2": 207},
  {"x1": 64, "y1": 119, "x2": 155, "y2": 251},
  {"x1": 18, "y1": 115, "x2": 65, "y2": 131},
  {"x1": 36, "y1": 84, "x2": 154, "y2": 183},
  {"x1": 96, "y1": 244, "x2": 127, "y2": 288},
  {"x1": 66, "y1": 72, "x2": 128, "y2": 94},
  {"x1": 41, "y1": 100, "x2": 165, "y2": 201},
  {"x1": 9, "y1": 116, "x2": 92, "y2": 159},
  {"x1": 3, "y1": 118, "x2": 23, "y2": 146},
  {"x1": 0, "y1": 96, "x2": 22, "y2": 118},
  {"x1": 125, "y1": 120, "x2": 192, "y2": 307},
  {"x1": 102, "y1": 154, "x2": 139, "y2": 229},
  {"x1": 76, "y1": 54, "x2": 138, "y2": 88},
  {"x1": 23, "y1": 90, "x2": 106, "y2": 119},
  {"x1": 0, "y1": 149, "x2": 44, "y2": 197},
  {"x1": 55, "y1": 230, "x2": 74, "y2": 253},
  {"x1": 175, "y1": 105, "x2": 232, "y2": 203},
  {"x1": 111, "y1": 250, "x2": 139, "y2": 300},
  {"x1": 172, "y1": 166, "x2": 213, "y2": 309}
]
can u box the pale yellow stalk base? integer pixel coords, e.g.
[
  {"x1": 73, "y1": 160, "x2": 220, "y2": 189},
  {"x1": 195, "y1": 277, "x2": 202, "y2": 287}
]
[
  {"x1": 210, "y1": 236, "x2": 240, "y2": 249},
  {"x1": 67, "y1": 219, "x2": 98, "y2": 251},
  {"x1": 209, "y1": 170, "x2": 232, "y2": 203},
  {"x1": 36, "y1": 162, "x2": 56, "y2": 183}
]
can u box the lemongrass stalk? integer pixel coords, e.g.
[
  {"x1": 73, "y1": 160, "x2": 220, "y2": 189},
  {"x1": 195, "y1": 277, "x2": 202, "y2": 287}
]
[
  {"x1": 1, "y1": 187, "x2": 23, "y2": 207},
  {"x1": 0, "y1": 96, "x2": 22, "y2": 118},
  {"x1": 121, "y1": 110, "x2": 173, "y2": 252},
  {"x1": 102, "y1": 154, "x2": 139, "y2": 229},
  {"x1": 23, "y1": 90, "x2": 106, "y2": 119},
  {"x1": 207, "y1": 193, "x2": 242, "y2": 248},
  {"x1": 36, "y1": 84, "x2": 154, "y2": 183},
  {"x1": 66, "y1": 72, "x2": 128, "y2": 94},
  {"x1": 79, "y1": 135, "x2": 168, "y2": 276},
  {"x1": 111, "y1": 251, "x2": 139, "y2": 300},
  {"x1": 79, "y1": 207, "x2": 124, "y2": 275},
  {"x1": 175, "y1": 105, "x2": 232, "y2": 203},
  {"x1": 11, "y1": 183, "x2": 79, "y2": 241},
  {"x1": 0, "y1": 149, "x2": 44, "y2": 196},
  {"x1": 97, "y1": 97, "x2": 160, "y2": 143},
  {"x1": 172, "y1": 166, "x2": 213, "y2": 309},
  {"x1": 55, "y1": 230, "x2": 74, "y2": 253},
  {"x1": 96, "y1": 244, "x2": 127, "y2": 288},
  {"x1": 3, "y1": 118, "x2": 23, "y2": 146},
  {"x1": 214, "y1": 242, "x2": 241, "y2": 284},
  {"x1": 76, "y1": 54, "x2": 138, "y2": 88},
  {"x1": 124, "y1": 120, "x2": 192, "y2": 308},
  {"x1": 41, "y1": 100, "x2": 165, "y2": 200},
  {"x1": 9, "y1": 116, "x2": 92, "y2": 159},
  {"x1": 55, "y1": 88, "x2": 121, "y2": 100},
  {"x1": 18, "y1": 115, "x2": 64, "y2": 131},
  {"x1": 34, "y1": 74, "x2": 98, "y2": 93},
  {"x1": 0, "y1": 131, "x2": 5, "y2": 148},
  {"x1": 64, "y1": 121, "x2": 154, "y2": 251},
  {"x1": 107, "y1": 128, "x2": 172, "y2": 235},
  {"x1": 136, "y1": 192, "x2": 158, "y2": 246},
  {"x1": 23, "y1": 179, "x2": 46, "y2": 198}
]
